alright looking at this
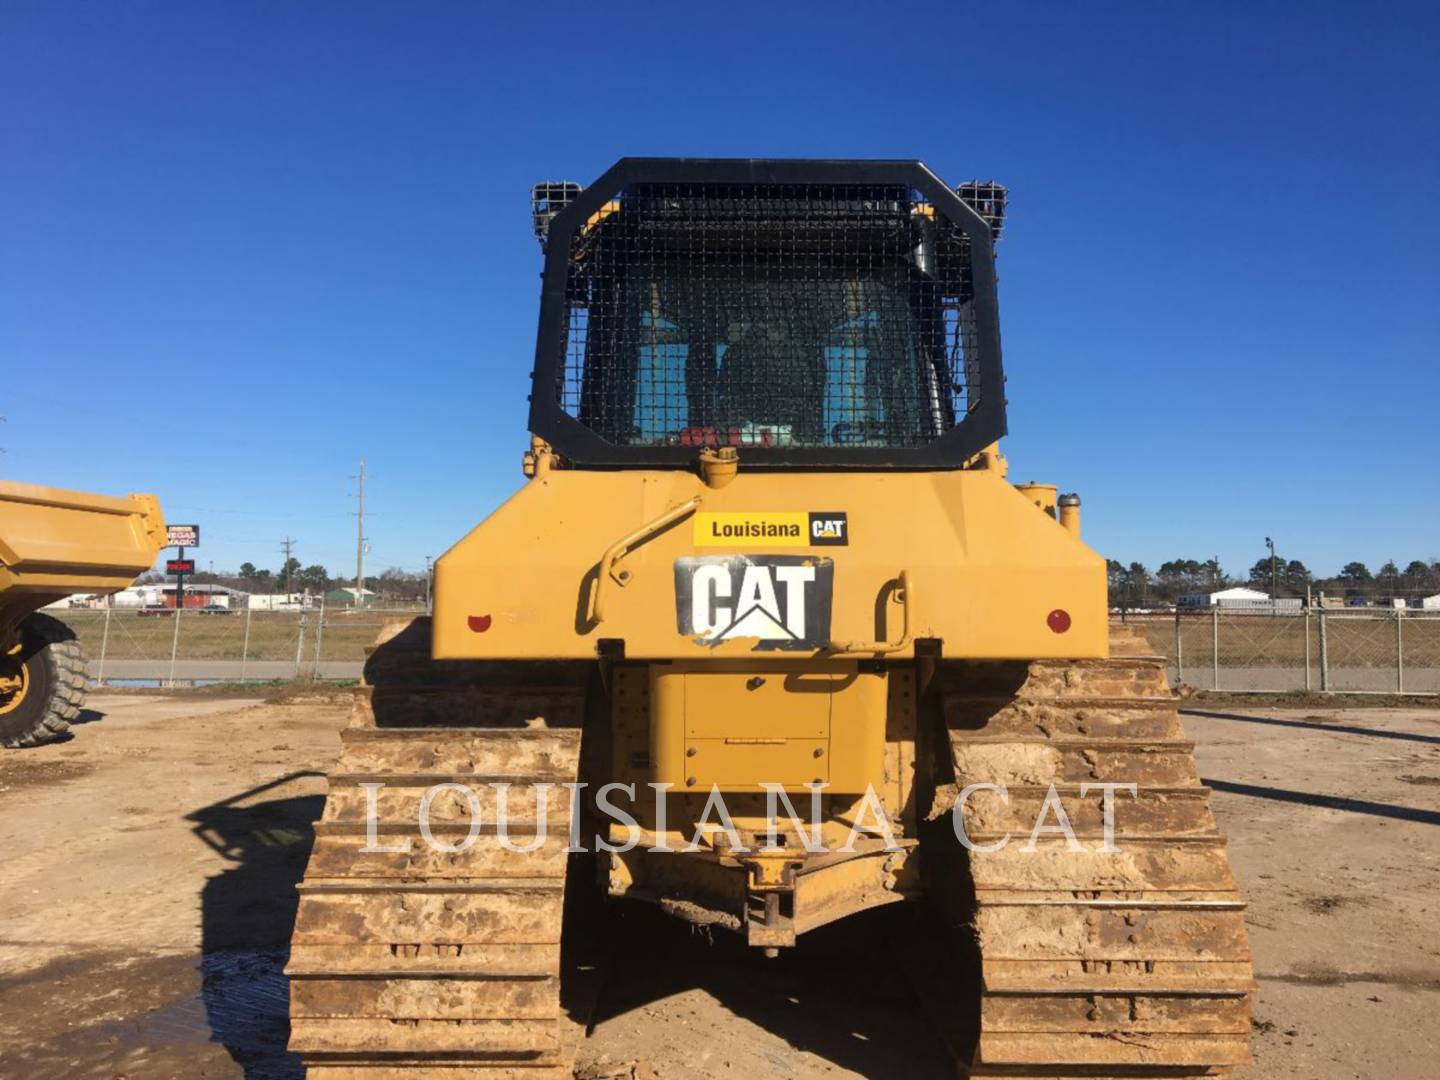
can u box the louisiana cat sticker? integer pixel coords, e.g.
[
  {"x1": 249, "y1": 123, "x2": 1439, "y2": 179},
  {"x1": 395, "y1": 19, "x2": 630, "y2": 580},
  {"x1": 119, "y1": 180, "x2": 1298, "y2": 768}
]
[
  {"x1": 674, "y1": 555, "x2": 833, "y2": 650},
  {"x1": 807, "y1": 512, "x2": 848, "y2": 546},
  {"x1": 693, "y1": 511, "x2": 807, "y2": 547},
  {"x1": 692, "y1": 511, "x2": 849, "y2": 547}
]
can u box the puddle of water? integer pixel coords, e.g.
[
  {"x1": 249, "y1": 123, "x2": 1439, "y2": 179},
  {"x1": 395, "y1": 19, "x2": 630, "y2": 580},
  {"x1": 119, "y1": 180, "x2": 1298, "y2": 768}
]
[
  {"x1": 96, "y1": 678, "x2": 227, "y2": 688},
  {"x1": 93, "y1": 677, "x2": 351, "y2": 688},
  {"x1": 76, "y1": 948, "x2": 301, "y2": 1080},
  {"x1": 200, "y1": 947, "x2": 299, "y2": 1077}
]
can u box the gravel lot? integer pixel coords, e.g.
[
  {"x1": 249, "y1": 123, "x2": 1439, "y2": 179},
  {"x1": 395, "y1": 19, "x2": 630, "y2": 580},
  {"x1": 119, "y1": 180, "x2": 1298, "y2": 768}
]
[{"x1": 0, "y1": 692, "x2": 1436, "y2": 1078}]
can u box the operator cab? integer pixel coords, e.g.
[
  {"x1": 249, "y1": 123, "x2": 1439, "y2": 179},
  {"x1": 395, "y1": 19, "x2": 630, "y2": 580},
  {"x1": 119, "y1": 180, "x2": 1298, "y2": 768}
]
[{"x1": 529, "y1": 161, "x2": 1008, "y2": 469}]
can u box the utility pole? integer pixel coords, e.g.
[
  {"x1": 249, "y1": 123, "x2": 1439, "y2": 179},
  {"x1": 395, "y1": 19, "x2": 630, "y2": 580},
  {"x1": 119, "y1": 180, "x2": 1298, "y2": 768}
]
[
  {"x1": 175, "y1": 544, "x2": 186, "y2": 612},
  {"x1": 354, "y1": 458, "x2": 366, "y2": 608},
  {"x1": 1266, "y1": 536, "x2": 1278, "y2": 600},
  {"x1": 281, "y1": 536, "x2": 296, "y2": 597},
  {"x1": 424, "y1": 555, "x2": 434, "y2": 613}
]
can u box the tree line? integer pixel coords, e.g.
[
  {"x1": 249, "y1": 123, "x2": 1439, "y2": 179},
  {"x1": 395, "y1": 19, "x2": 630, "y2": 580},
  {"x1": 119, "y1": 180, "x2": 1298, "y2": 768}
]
[
  {"x1": 141, "y1": 561, "x2": 430, "y2": 602},
  {"x1": 1107, "y1": 555, "x2": 1440, "y2": 607}
]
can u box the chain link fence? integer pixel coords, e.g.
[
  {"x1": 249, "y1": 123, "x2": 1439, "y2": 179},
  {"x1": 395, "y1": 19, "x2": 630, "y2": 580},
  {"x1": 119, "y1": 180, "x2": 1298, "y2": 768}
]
[
  {"x1": 48, "y1": 604, "x2": 1440, "y2": 693},
  {"x1": 53, "y1": 604, "x2": 427, "y2": 685},
  {"x1": 1120, "y1": 609, "x2": 1440, "y2": 694}
]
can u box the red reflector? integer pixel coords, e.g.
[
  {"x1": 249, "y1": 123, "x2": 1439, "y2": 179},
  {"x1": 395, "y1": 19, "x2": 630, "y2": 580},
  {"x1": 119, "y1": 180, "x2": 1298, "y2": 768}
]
[
  {"x1": 468, "y1": 614, "x2": 492, "y2": 633},
  {"x1": 1047, "y1": 609, "x2": 1071, "y2": 634}
]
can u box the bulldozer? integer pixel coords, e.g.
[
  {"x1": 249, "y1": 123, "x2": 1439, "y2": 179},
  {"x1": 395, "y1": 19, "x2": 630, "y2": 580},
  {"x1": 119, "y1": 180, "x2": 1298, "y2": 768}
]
[
  {"x1": 0, "y1": 481, "x2": 166, "y2": 747},
  {"x1": 290, "y1": 159, "x2": 1253, "y2": 1077}
]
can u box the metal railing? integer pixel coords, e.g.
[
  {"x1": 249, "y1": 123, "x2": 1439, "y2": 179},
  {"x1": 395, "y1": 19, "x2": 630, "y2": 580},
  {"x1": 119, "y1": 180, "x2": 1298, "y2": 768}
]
[
  {"x1": 56, "y1": 603, "x2": 427, "y2": 686},
  {"x1": 1118, "y1": 608, "x2": 1440, "y2": 695}
]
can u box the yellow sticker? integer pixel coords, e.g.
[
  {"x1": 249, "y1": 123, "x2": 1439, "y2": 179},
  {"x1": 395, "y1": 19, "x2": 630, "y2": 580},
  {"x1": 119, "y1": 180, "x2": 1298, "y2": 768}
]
[{"x1": 693, "y1": 511, "x2": 809, "y2": 547}]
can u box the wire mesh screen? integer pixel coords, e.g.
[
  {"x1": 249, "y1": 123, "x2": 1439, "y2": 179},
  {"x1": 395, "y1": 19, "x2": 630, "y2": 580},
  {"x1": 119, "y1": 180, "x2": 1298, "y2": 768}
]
[
  {"x1": 552, "y1": 182, "x2": 988, "y2": 450},
  {"x1": 532, "y1": 181, "x2": 581, "y2": 250},
  {"x1": 955, "y1": 181, "x2": 1008, "y2": 241}
]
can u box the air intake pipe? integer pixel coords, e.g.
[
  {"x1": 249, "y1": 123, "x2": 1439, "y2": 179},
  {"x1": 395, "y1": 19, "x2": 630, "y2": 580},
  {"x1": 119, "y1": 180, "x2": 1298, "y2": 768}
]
[{"x1": 1058, "y1": 493, "x2": 1081, "y2": 538}]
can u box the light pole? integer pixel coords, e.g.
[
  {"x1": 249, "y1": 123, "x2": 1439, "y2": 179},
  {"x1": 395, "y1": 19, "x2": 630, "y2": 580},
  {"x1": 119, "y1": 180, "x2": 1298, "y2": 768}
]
[
  {"x1": 1266, "y1": 537, "x2": 1277, "y2": 599},
  {"x1": 424, "y1": 555, "x2": 433, "y2": 613}
]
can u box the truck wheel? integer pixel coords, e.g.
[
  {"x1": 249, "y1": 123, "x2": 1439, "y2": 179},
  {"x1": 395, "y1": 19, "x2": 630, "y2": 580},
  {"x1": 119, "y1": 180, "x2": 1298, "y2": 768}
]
[{"x1": 0, "y1": 613, "x2": 88, "y2": 748}]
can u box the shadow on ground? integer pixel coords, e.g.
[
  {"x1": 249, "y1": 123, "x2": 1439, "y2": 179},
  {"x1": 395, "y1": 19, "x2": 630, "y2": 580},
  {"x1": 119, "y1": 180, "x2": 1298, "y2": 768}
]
[
  {"x1": 587, "y1": 900, "x2": 961, "y2": 1077},
  {"x1": 1202, "y1": 777, "x2": 1440, "y2": 826},
  {"x1": 1182, "y1": 708, "x2": 1440, "y2": 746},
  {"x1": 188, "y1": 772, "x2": 325, "y2": 1079},
  {"x1": 29, "y1": 707, "x2": 106, "y2": 746}
]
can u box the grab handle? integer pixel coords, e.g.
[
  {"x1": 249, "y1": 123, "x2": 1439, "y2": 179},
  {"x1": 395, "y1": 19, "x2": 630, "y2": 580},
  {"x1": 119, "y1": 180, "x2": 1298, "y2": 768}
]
[
  {"x1": 590, "y1": 497, "x2": 702, "y2": 624},
  {"x1": 827, "y1": 571, "x2": 913, "y2": 655}
]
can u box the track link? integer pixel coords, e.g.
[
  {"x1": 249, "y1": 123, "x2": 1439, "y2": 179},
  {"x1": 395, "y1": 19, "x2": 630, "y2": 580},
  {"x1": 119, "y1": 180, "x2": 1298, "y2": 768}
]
[
  {"x1": 937, "y1": 627, "x2": 1253, "y2": 1078},
  {"x1": 288, "y1": 620, "x2": 588, "y2": 1078}
]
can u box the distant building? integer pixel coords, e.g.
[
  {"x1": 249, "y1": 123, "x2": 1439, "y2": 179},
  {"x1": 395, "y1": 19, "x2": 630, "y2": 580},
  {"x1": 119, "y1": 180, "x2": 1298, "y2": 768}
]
[
  {"x1": 155, "y1": 583, "x2": 242, "y2": 609},
  {"x1": 41, "y1": 593, "x2": 101, "y2": 610},
  {"x1": 93, "y1": 582, "x2": 243, "y2": 609},
  {"x1": 1418, "y1": 594, "x2": 1440, "y2": 610},
  {"x1": 247, "y1": 592, "x2": 314, "y2": 611},
  {"x1": 1177, "y1": 586, "x2": 1302, "y2": 611},
  {"x1": 1177, "y1": 586, "x2": 1268, "y2": 608},
  {"x1": 325, "y1": 587, "x2": 379, "y2": 607},
  {"x1": 98, "y1": 584, "x2": 162, "y2": 608}
]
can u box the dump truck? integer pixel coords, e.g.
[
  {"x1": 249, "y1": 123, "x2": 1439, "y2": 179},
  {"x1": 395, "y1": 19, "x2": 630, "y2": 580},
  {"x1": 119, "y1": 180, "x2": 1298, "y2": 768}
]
[
  {"x1": 290, "y1": 159, "x2": 1252, "y2": 1077},
  {"x1": 0, "y1": 482, "x2": 166, "y2": 747}
]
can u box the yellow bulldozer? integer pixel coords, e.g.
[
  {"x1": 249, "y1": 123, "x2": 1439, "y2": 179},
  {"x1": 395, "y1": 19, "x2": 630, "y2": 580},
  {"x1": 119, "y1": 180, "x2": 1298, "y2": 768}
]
[
  {"x1": 0, "y1": 482, "x2": 166, "y2": 746},
  {"x1": 291, "y1": 159, "x2": 1252, "y2": 1077}
]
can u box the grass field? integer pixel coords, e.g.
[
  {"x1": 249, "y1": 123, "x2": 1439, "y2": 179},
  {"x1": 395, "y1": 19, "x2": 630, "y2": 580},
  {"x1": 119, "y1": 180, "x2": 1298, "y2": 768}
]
[{"x1": 53, "y1": 607, "x2": 415, "y2": 664}]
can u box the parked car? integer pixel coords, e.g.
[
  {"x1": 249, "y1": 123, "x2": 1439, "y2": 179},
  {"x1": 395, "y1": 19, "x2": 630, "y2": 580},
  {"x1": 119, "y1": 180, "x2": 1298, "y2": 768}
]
[
  {"x1": 137, "y1": 604, "x2": 173, "y2": 617},
  {"x1": 197, "y1": 604, "x2": 233, "y2": 615}
]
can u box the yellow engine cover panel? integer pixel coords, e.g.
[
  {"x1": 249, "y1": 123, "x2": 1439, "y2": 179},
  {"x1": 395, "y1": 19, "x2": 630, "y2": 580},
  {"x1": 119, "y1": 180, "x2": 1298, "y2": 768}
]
[
  {"x1": 432, "y1": 467, "x2": 1106, "y2": 661},
  {"x1": 649, "y1": 661, "x2": 886, "y2": 793}
]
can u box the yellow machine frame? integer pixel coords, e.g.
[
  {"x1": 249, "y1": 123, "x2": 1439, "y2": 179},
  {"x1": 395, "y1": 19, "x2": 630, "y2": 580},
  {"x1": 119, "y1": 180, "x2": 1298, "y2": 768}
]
[
  {"x1": 433, "y1": 449, "x2": 1104, "y2": 664},
  {"x1": 428, "y1": 440, "x2": 1104, "y2": 945}
]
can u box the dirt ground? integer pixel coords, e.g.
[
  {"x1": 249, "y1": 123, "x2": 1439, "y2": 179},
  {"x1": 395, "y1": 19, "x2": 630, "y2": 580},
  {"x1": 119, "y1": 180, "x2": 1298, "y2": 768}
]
[{"x1": 0, "y1": 693, "x2": 1436, "y2": 1078}]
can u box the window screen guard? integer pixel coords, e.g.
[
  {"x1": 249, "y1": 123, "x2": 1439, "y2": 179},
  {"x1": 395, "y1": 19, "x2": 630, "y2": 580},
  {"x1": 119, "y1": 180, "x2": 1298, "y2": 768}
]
[{"x1": 528, "y1": 160, "x2": 1006, "y2": 469}]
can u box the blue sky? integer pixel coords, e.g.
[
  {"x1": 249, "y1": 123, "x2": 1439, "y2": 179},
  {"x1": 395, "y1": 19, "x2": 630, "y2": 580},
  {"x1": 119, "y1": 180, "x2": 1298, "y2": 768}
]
[{"x1": 3, "y1": 2, "x2": 1437, "y2": 581}]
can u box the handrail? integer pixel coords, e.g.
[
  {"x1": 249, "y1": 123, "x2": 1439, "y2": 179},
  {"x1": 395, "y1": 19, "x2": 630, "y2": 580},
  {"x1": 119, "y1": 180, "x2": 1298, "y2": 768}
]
[
  {"x1": 589, "y1": 496, "x2": 702, "y2": 624},
  {"x1": 827, "y1": 571, "x2": 913, "y2": 655}
]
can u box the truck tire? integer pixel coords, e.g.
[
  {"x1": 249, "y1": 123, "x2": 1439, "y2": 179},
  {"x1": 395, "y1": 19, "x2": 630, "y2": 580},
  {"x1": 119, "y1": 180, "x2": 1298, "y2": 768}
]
[{"x1": 0, "y1": 612, "x2": 88, "y2": 748}]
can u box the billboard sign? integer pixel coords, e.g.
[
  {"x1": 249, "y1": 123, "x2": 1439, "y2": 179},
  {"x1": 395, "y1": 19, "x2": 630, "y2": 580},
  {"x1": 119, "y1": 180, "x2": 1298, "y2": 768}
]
[{"x1": 166, "y1": 524, "x2": 200, "y2": 548}]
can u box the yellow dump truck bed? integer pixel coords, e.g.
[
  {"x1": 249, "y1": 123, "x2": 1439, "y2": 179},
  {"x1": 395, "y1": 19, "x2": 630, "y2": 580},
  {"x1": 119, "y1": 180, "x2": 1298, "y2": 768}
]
[{"x1": 0, "y1": 481, "x2": 166, "y2": 636}]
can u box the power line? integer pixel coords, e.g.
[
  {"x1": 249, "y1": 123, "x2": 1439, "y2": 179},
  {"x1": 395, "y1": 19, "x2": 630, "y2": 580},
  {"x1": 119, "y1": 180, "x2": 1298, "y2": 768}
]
[{"x1": 166, "y1": 504, "x2": 352, "y2": 518}]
